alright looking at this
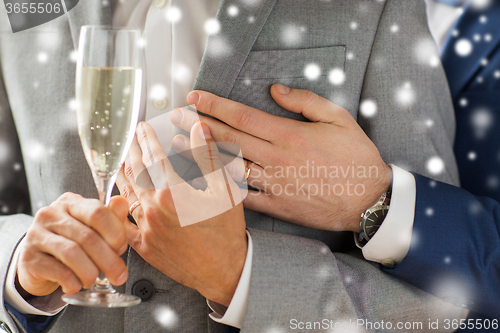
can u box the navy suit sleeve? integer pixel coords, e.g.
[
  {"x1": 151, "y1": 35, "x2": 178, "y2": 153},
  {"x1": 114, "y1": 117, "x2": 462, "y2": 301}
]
[
  {"x1": 382, "y1": 173, "x2": 500, "y2": 319},
  {"x1": 4, "y1": 304, "x2": 54, "y2": 333}
]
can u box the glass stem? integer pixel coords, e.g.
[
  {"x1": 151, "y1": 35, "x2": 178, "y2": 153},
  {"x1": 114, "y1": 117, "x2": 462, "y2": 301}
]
[{"x1": 92, "y1": 175, "x2": 119, "y2": 293}]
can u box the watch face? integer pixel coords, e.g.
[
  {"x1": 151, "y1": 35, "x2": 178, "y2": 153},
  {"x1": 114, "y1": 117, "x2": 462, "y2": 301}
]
[{"x1": 363, "y1": 205, "x2": 389, "y2": 239}]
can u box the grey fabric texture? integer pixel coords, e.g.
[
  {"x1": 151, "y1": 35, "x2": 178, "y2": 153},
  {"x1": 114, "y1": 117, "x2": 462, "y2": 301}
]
[{"x1": 0, "y1": 0, "x2": 467, "y2": 332}]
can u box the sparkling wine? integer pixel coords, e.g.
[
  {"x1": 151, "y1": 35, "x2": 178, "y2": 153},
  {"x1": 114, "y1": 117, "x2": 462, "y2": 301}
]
[{"x1": 77, "y1": 67, "x2": 142, "y2": 180}]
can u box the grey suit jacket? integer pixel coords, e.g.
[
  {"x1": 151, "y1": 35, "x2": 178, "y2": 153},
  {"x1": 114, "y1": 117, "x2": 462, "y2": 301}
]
[{"x1": 0, "y1": 0, "x2": 468, "y2": 332}]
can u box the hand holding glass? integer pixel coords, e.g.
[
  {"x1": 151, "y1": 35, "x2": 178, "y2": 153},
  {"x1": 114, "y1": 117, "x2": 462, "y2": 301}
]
[{"x1": 62, "y1": 26, "x2": 142, "y2": 307}]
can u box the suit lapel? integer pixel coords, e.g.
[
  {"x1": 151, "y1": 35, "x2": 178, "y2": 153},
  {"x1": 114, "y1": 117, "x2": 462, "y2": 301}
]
[
  {"x1": 441, "y1": 0, "x2": 500, "y2": 100},
  {"x1": 65, "y1": 0, "x2": 113, "y2": 50},
  {"x1": 193, "y1": 0, "x2": 278, "y2": 97}
]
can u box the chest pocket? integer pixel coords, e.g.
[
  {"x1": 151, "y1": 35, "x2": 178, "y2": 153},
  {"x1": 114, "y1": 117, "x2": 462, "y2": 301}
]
[{"x1": 229, "y1": 46, "x2": 346, "y2": 122}]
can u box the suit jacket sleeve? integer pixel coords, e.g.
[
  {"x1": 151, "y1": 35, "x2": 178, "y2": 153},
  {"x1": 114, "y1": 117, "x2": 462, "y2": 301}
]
[
  {"x1": 0, "y1": 214, "x2": 34, "y2": 333},
  {"x1": 382, "y1": 173, "x2": 500, "y2": 319},
  {"x1": 240, "y1": 1, "x2": 469, "y2": 331}
]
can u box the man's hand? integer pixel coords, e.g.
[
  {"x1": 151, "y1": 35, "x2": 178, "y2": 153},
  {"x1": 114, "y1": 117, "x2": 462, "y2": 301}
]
[
  {"x1": 17, "y1": 194, "x2": 129, "y2": 297},
  {"x1": 116, "y1": 122, "x2": 247, "y2": 307},
  {"x1": 170, "y1": 84, "x2": 392, "y2": 233}
]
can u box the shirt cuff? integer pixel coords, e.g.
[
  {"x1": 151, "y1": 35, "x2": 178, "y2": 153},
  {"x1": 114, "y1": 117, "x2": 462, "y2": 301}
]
[
  {"x1": 4, "y1": 238, "x2": 67, "y2": 316},
  {"x1": 361, "y1": 164, "x2": 416, "y2": 265},
  {"x1": 207, "y1": 230, "x2": 252, "y2": 329}
]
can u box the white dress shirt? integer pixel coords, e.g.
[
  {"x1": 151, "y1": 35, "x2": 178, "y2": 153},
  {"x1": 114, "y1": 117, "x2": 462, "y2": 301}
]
[{"x1": 4, "y1": 0, "x2": 463, "y2": 329}]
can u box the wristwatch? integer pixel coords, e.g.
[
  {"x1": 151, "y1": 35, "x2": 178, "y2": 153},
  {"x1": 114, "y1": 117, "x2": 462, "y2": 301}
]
[{"x1": 356, "y1": 182, "x2": 392, "y2": 247}]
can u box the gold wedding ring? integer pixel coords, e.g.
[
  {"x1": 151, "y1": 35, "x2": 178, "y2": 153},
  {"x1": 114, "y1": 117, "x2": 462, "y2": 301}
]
[
  {"x1": 243, "y1": 160, "x2": 253, "y2": 185},
  {"x1": 129, "y1": 201, "x2": 141, "y2": 215}
]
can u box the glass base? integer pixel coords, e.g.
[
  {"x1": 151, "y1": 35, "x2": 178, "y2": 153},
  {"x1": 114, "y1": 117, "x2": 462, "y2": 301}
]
[{"x1": 62, "y1": 291, "x2": 141, "y2": 308}]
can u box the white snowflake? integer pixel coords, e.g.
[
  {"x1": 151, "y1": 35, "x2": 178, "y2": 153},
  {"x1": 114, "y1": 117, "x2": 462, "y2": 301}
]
[
  {"x1": 486, "y1": 175, "x2": 499, "y2": 189},
  {"x1": 37, "y1": 32, "x2": 60, "y2": 50},
  {"x1": 346, "y1": 52, "x2": 354, "y2": 60},
  {"x1": 247, "y1": 16, "x2": 255, "y2": 24},
  {"x1": 425, "y1": 119, "x2": 434, "y2": 128},
  {"x1": 328, "y1": 68, "x2": 345, "y2": 86},
  {"x1": 359, "y1": 100, "x2": 377, "y2": 118},
  {"x1": 415, "y1": 38, "x2": 439, "y2": 66},
  {"x1": 479, "y1": 15, "x2": 488, "y2": 23},
  {"x1": 426, "y1": 156, "x2": 445, "y2": 175},
  {"x1": 473, "y1": 34, "x2": 481, "y2": 42},
  {"x1": 204, "y1": 19, "x2": 221, "y2": 35},
  {"x1": 155, "y1": 306, "x2": 178, "y2": 329},
  {"x1": 471, "y1": 108, "x2": 494, "y2": 139},
  {"x1": 68, "y1": 99, "x2": 78, "y2": 111},
  {"x1": 172, "y1": 62, "x2": 193, "y2": 85},
  {"x1": 425, "y1": 207, "x2": 434, "y2": 216},
  {"x1": 317, "y1": 265, "x2": 331, "y2": 279},
  {"x1": 227, "y1": 5, "x2": 239, "y2": 17},
  {"x1": 468, "y1": 151, "x2": 477, "y2": 161},
  {"x1": 452, "y1": 29, "x2": 460, "y2": 37},
  {"x1": 390, "y1": 24, "x2": 399, "y2": 33},
  {"x1": 455, "y1": 39, "x2": 473, "y2": 57},
  {"x1": 243, "y1": 78, "x2": 251, "y2": 86},
  {"x1": 138, "y1": 37, "x2": 147, "y2": 49},
  {"x1": 396, "y1": 82, "x2": 415, "y2": 106},
  {"x1": 494, "y1": 70, "x2": 500, "y2": 79},
  {"x1": 149, "y1": 84, "x2": 168, "y2": 100},
  {"x1": 349, "y1": 21, "x2": 358, "y2": 30},
  {"x1": 206, "y1": 37, "x2": 232, "y2": 57},
  {"x1": 470, "y1": 0, "x2": 492, "y2": 10},
  {"x1": 69, "y1": 50, "x2": 78, "y2": 62},
  {"x1": 37, "y1": 52, "x2": 48, "y2": 63},
  {"x1": 477, "y1": 76, "x2": 484, "y2": 84},
  {"x1": 481, "y1": 58, "x2": 489, "y2": 66},
  {"x1": 281, "y1": 24, "x2": 305, "y2": 47},
  {"x1": 304, "y1": 63, "x2": 321, "y2": 81},
  {"x1": 26, "y1": 141, "x2": 46, "y2": 161},
  {"x1": 13, "y1": 163, "x2": 22, "y2": 171},
  {"x1": 444, "y1": 256, "x2": 451, "y2": 264},
  {"x1": 165, "y1": 6, "x2": 182, "y2": 23},
  {"x1": 484, "y1": 34, "x2": 492, "y2": 42},
  {"x1": 459, "y1": 98, "x2": 468, "y2": 107},
  {"x1": 429, "y1": 55, "x2": 440, "y2": 67}
]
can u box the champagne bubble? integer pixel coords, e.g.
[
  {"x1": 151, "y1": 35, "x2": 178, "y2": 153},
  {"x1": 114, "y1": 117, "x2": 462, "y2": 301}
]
[
  {"x1": 106, "y1": 102, "x2": 111, "y2": 106},
  {"x1": 104, "y1": 110, "x2": 110, "y2": 115},
  {"x1": 116, "y1": 142, "x2": 121, "y2": 146},
  {"x1": 108, "y1": 124, "x2": 112, "y2": 128}
]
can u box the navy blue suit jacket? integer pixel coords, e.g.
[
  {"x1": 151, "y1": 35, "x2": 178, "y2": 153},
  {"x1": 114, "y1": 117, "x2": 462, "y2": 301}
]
[
  {"x1": 383, "y1": 0, "x2": 500, "y2": 321},
  {"x1": 383, "y1": 174, "x2": 500, "y2": 319}
]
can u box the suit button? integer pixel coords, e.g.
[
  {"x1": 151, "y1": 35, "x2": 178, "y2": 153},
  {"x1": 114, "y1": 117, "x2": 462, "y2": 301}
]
[
  {"x1": 0, "y1": 321, "x2": 13, "y2": 333},
  {"x1": 132, "y1": 280, "x2": 155, "y2": 301},
  {"x1": 154, "y1": 98, "x2": 168, "y2": 110}
]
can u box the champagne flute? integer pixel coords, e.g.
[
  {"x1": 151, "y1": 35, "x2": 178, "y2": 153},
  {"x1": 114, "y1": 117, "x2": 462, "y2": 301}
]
[{"x1": 62, "y1": 26, "x2": 142, "y2": 307}]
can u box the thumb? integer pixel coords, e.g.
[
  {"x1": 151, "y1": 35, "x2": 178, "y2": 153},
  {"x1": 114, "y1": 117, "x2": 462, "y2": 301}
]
[
  {"x1": 270, "y1": 84, "x2": 353, "y2": 125},
  {"x1": 109, "y1": 195, "x2": 129, "y2": 223}
]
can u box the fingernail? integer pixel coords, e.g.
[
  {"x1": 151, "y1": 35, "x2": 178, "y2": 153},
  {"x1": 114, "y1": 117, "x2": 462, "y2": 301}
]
[
  {"x1": 276, "y1": 84, "x2": 291, "y2": 94},
  {"x1": 172, "y1": 136, "x2": 187, "y2": 151},
  {"x1": 187, "y1": 92, "x2": 200, "y2": 106},
  {"x1": 118, "y1": 270, "x2": 128, "y2": 285},
  {"x1": 197, "y1": 122, "x2": 212, "y2": 139},
  {"x1": 170, "y1": 109, "x2": 183, "y2": 125},
  {"x1": 137, "y1": 121, "x2": 146, "y2": 133}
]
